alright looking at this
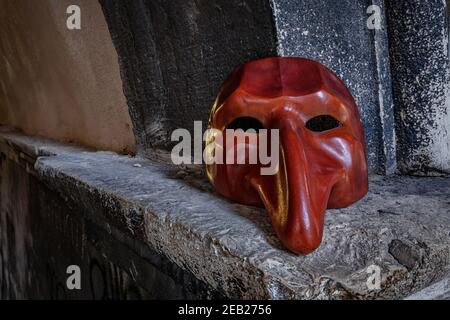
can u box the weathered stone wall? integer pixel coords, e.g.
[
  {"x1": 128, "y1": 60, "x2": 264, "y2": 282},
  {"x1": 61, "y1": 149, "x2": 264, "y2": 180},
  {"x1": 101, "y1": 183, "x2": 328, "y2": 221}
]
[
  {"x1": 100, "y1": 0, "x2": 396, "y2": 174},
  {"x1": 269, "y1": 0, "x2": 396, "y2": 174},
  {"x1": 99, "y1": 0, "x2": 278, "y2": 156},
  {"x1": 386, "y1": 0, "x2": 450, "y2": 175},
  {"x1": 1, "y1": 0, "x2": 448, "y2": 174}
]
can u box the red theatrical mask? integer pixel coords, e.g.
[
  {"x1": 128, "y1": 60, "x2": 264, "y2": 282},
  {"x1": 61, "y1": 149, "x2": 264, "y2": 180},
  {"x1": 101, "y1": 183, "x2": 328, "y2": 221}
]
[{"x1": 206, "y1": 57, "x2": 368, "y2": 254}]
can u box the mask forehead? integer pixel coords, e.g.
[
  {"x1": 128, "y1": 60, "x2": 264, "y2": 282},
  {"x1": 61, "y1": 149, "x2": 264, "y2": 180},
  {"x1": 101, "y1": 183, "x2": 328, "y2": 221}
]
[
  {"x1": 239, "y1": 57, "x2": 323, "y2": 98},
  {"x1": 211, "y1": 57, "x2": 360, "y2": 126}
]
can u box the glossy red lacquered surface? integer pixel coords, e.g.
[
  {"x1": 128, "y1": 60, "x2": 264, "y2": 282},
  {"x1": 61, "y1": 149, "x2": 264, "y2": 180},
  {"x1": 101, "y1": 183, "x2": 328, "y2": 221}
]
[{"x1": 206, "y1": 57, "x2": 368, "y2": 254}]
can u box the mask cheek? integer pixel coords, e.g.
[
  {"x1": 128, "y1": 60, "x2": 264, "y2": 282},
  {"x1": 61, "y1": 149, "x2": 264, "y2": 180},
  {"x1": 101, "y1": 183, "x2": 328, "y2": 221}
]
[
  {"x1": 214, "y1": 137, "x2": 263, "y2": 206},
  {"x1": 322, "y1": 135, "x2": 368, "y2": 208}
]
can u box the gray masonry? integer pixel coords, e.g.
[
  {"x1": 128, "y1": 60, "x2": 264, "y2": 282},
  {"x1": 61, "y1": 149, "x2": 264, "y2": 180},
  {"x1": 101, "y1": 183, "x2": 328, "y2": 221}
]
[
  {"x1": 99, "y1": 0, "x2": 277, "y2": 156},
  {"x1": 270, "y1": 0, "x2": 396, "y2": 174},
  {"x1": 386, "y1": 0, "x2": 450, "y2": 175}
]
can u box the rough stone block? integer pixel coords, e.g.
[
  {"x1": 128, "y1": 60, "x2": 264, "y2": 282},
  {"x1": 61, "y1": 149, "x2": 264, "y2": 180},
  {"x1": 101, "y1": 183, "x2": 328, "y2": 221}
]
[
  {"x1": 386, "y1": 0, "x2": 450, "y2": 175},
  {"x1": 2, "y1": 130, "x2": 449, "y2": 299}
]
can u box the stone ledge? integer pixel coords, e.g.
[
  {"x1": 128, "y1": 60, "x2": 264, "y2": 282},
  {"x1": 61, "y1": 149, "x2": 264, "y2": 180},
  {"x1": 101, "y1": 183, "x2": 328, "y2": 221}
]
[{"x1": 1, "y1": 129, "x2": 450, "y2": 299}]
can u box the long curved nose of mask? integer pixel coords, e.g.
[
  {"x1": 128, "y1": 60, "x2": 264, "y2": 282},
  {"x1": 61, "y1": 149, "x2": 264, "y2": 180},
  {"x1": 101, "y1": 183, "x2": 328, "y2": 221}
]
[{"x1": 248, "y1": 117, "x2": 340, "y2": 255}]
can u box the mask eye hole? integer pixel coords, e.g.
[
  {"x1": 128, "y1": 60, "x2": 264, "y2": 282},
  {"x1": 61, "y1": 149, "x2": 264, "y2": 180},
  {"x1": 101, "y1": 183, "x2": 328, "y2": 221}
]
[
  {"x1": 226, "y1": 117, "x2": 264, "y2": 131},
  {"x1": 305, "y1": 115, "x2": 341, "y2": 132}
]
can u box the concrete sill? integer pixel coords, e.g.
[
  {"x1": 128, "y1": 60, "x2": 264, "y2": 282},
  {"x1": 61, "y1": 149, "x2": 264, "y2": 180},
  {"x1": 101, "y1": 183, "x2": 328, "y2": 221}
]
[{"x1": 1, "y1": 129, "x2": 450, "y2": 299}]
